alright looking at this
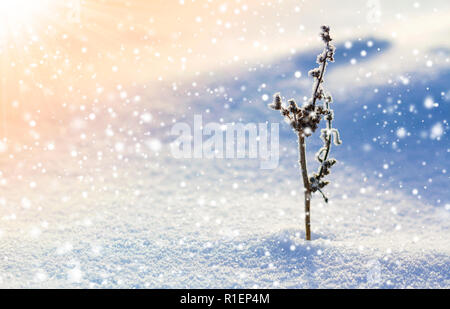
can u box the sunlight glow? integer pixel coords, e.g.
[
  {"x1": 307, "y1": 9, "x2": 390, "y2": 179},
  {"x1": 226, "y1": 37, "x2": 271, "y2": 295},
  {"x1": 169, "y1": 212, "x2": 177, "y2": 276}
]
[
  {"x1": 0, "y1": 0, "x2": 60, "y2": 37},
  {"x1": 0, "y1": 0, "x2": 51, "y2": 21}
]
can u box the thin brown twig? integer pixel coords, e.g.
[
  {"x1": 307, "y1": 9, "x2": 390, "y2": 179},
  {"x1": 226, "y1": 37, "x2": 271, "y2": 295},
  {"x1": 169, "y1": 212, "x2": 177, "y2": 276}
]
[{"x1": 267, "y1": 26, "x2": 341, "y2": 240}]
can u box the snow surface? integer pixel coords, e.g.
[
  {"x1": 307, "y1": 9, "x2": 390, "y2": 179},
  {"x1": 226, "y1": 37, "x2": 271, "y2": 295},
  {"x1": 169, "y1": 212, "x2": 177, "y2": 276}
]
[{"x1": 0, "y1": 145, "x2": 449, "y2": 288}]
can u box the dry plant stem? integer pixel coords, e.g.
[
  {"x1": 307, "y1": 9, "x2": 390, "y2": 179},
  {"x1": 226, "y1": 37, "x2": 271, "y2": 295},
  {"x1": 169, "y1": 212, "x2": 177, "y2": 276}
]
[
  {"x1": 311, "y1": 43, "x2": 329, "y2": 107},
  {"x1": 298, "y1": 133, "x2": 311, "y2": 241},
  {"x1": 300, "y1": 43, "x2": 329, "y2": 240},
  {"x1": 268, "y1": 26, "x2": 340, "y2": 241},
  {"x1": 318, "y1": 102, "x2": 332, "y2": 178}
]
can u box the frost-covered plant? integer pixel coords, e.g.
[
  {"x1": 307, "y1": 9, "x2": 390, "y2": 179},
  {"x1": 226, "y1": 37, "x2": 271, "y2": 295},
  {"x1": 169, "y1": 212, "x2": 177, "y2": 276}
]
[{"x1": 268, "y1": 26, "x2": 341, "y2": 241}]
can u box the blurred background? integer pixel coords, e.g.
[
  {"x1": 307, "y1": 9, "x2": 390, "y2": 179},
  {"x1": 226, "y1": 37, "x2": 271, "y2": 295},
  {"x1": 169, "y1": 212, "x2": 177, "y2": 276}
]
[{"x1": 1, "y1": 0, "x2": 449, "y2": 198}]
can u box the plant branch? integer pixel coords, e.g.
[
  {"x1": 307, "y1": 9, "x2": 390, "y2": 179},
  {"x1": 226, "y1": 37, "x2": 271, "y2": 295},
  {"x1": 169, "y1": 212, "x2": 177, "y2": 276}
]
[
  {"x1": 298, "y1": 133, "x2": 311, "y2": 240},
  {"x1": 318, "y1": 102, "x2": 332, "y2": 178},
  {"x1": 311, "y1": 43, "x2": 329, "y2": 108},
  {"x1": 267, "y1": 25, "x2": 340, "y2": 241}
]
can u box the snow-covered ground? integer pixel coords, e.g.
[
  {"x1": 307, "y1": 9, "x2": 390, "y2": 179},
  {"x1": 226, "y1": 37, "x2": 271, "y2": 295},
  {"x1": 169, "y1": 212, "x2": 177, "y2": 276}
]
[{"x1": 0, "y1": 142, "x2": 449, "y2": 288}]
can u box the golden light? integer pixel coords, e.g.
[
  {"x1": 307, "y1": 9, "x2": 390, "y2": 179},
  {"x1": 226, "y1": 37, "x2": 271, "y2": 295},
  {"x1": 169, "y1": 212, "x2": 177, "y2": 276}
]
[
  {"x1": 0, "y1": 0, "x2": 54, "y2": 23},
  {"x1": 0, "y1": 0, "x2": 59, "y2": 41}
]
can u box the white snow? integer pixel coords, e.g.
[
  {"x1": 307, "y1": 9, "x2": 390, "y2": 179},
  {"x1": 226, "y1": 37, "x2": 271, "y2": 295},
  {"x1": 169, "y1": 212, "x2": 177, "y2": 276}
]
[
  {"x1": 0, "y1": 138, "x2": 448, "y2": 288},
  {"x1": 396, "y1": 127, "x2": 407, "y2": 139},
  {"x1": 430, "y1": 123, "x2": 444, "y2": 140}
]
